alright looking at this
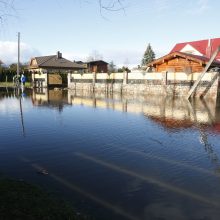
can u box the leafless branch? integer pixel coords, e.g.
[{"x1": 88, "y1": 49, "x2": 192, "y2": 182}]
[
  {"x1": 0, "y1": 0, "x2": 17, "y2": 25},
  {"x1": 96, "y1": 0, "x2": 126, "y2": 20},
  {"x1": 98, "y1": 0, "x2": 126, "y2": 12}
]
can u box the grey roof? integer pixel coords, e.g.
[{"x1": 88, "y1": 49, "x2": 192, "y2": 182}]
[
  {"x1": 86, "y1": 60, "x2": 108, "y2": 64},
  {"x1": 32, "y1": 55, "x2": 86, "y2": 70}
]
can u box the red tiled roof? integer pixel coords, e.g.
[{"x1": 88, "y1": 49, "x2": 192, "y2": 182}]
[{"x1": 170, "y1": 38, "x2": 220, "y2": 60}]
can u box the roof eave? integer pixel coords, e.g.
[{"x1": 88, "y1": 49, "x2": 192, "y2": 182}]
[
  {"x1": 38, "y1": 65, "x2": 86, "y2": 70},
  {"x1": 147, "y1": 52, "x2": 207, "y2": 67}
]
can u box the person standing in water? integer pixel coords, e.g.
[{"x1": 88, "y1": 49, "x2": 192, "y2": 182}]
[{"x1": 21, "y1": 74, "x2": 26, "y2": 86}]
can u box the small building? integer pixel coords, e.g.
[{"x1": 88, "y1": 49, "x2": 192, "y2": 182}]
[
  {"x1": 86, "y1": 60, "x2": 108, "y2": 73},
  {"x1": 29, "y1": 52, "x2": 85, "y2": 87}
]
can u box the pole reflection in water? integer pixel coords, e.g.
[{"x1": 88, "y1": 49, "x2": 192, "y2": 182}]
[{"x1": 14, "y1": 86, "x2": 26, "y2": 137}]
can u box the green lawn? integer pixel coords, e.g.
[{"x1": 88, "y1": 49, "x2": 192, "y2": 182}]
[
  {"x1": 0, "y1": 82, "x2": 32, "y2": 88},
  {"x1": 0, "y1": 178, "x2": 90, "y2": 220}
]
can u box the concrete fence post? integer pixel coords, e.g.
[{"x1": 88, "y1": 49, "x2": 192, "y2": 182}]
[
  {"x1": 162, "y1": 71, "x2": 168, "y2": 85},
  {"x1": 92, "y1": 72, "x2": 96, "y2": 92},
  {"x1": 45, "y1": 72, "x2": 48, "y2": 88},
  {"x1": 123, "y1": 71, "x2": 128, "y2": 85},
  {"x1": 93, "y1": 72, "x2": 96, "y2": 85},
  {"x1": 67, "y1": 72, "x2": 71, "y2": 87}
]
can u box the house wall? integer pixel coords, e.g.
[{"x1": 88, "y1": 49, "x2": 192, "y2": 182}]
[
  {"x1": 32, "y1": 69, "x2": 63, "y2": 87},
  {"x1": 155, "y1": 57, "x2": 204, "y2": 73},
  {"x1": 32, "y1": 72, "x2": 48, "y2": 88}
]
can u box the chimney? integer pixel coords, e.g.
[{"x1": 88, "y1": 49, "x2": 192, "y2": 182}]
[
  {"x1": 206, "y1": 39, "x2": 212, "y2": 59},
  {"x1": 57, "y1": 51, "x2": 62, "y2": 59}
]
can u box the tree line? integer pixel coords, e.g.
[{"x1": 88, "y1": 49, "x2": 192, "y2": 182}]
[{"x1": 0, "y1": 64, "x2": 31, "y2": 82}]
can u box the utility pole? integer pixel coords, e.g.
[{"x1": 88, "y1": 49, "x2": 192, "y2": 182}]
[{"x1": 17, "y1": 32, "x2": 20, "y2": 77}]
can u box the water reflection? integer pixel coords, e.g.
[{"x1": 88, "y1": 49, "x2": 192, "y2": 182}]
[
  {"x1": 31, "y1": 88, "x2": 69, "y2": 112},
  {"x1": 0, "y1": 87, "x2": 26, "y2": 137},
  {"x1": 66, "y1": 90, "x2": 220, "y2": 128},
  {"x1": 29, "y1": 88, "x2": 220, "y2": 126},
  {"x1": 31, "y1": 88, "x2": 220, "y2": 174}
]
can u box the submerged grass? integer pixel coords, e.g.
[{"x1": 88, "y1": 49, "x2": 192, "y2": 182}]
[{"x1": 0, "y1": 178, "x2": 90, "y2": 220}]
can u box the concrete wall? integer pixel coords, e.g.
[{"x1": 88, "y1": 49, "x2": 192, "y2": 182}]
[
  {"x1": 68, "y1": 71, "x2": 220, "y2": 99},
  {"x1": 69, "y1": 71, "x2": 216, "y2": 81}
]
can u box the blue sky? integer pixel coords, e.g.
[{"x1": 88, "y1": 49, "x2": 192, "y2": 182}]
[{"x1": 0, "y1": 0, "x2": 220, "y2": 67}]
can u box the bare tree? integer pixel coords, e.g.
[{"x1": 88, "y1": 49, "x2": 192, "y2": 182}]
[
  {"x1": 87, "y1": 50, "x2": 103, "y2": 62},
  {"x1": 0, "y1": 0, "x2": 125, "y2": 23},
  {"x1": 0, "y1": 0, "x2": 17, "y2": 24},
  {"x1": 97, "y1": 0, "x2": 125, "y2": 12}
]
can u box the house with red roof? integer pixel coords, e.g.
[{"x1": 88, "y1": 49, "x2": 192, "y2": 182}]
[
  {"x1": 145, "y1": 38, "x2": 220, "y2": 99},
  {"x1": 170, "y1": 38, "x2": 220, "y2": 60},
  {"x1": 147, "y1": 38, "x2": 220, "y2": 74}
]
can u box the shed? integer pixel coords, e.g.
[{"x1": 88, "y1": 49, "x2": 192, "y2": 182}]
[{"x1": 86, "y1": 60, "x2": 108, "y2": 73}]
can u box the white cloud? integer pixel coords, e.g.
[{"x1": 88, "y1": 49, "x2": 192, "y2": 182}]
[
  {"x1": 0, "y1": 41, "x2": 40, "y2": 65},
  {"x1": 102, "y1": 49, "x2": 143, "y2": 67}
]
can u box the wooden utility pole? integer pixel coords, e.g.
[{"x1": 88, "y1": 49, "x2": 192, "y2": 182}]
[{"x1": 17, "y1": 32, "x2": 20, "y2": 77}]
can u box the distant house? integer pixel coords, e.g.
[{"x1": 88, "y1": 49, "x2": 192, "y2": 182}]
[
  {"x1": 170, "y1": 38, "x2": 220, "y2": 60},
  {"x1": 86, "y1": 60, "x2": 108, "y2": 73},
  {"x1": 29, "y1": 51, "x2": 85, "y2": 87},
  {"x1": 73, "y1": 60, "x2": 108, "y2": 73}
]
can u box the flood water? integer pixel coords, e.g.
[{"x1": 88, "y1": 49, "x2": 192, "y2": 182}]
[{"x1": 1, "y1": 87, "x2": 220, "y2": 220}]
